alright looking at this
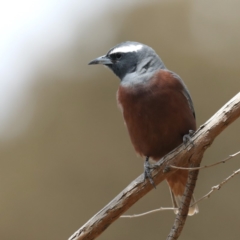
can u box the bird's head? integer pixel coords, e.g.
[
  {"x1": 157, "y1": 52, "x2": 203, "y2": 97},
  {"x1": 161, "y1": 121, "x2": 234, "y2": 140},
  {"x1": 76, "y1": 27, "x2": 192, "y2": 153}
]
[{"x1": 89, "y1": 41, "x2": 166, "y2": 86}]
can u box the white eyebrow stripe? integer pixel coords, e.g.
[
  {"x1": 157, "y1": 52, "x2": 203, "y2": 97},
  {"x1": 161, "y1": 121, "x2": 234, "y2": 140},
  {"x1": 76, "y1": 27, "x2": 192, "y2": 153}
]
[{"x1": 110, "y1": 44, "x2": 143, "y2": 54}]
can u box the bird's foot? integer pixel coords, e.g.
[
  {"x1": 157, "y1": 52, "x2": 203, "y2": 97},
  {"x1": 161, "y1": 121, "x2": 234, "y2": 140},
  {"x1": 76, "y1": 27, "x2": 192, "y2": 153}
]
[
  {"x1": 183, "y1": 130, "x2": 195, "y2": 147},
  {"x1": 144, "y1": 157, "x2": 156, "y2": 189}
]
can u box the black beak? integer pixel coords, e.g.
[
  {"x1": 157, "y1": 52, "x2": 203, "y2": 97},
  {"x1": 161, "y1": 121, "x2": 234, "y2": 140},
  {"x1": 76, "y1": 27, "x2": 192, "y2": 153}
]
[{"x1": 88, "y1": 55, "x2": 112, "y2": 65}]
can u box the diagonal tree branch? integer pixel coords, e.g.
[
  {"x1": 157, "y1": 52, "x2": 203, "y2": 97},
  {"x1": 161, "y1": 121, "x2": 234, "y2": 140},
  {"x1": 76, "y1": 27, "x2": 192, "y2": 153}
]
[{"x1": 68, "y1": 92, "x2": 240, "y2": 240}]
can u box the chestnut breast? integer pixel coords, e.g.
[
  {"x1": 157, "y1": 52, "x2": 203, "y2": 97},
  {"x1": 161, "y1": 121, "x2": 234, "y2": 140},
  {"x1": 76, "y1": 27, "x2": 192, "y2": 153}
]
[{"x1": 117, "y1": 70, "x2": 196, "y2": 160}]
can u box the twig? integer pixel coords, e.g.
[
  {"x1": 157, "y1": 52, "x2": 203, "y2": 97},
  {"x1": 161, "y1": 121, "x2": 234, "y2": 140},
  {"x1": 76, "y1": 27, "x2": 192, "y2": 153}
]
[
  {"x1": 170, "y1": 151, "x2": 240, "y2": 171},
  {"x1": 68, "y1": 92, "x2": 240, "y2": 240},
  {"x1": 120, "y1": 207, "x2": 178, "y2": 218},
  {"x1": 191, "y1": 168, "x2": 240, "y2": 207}
]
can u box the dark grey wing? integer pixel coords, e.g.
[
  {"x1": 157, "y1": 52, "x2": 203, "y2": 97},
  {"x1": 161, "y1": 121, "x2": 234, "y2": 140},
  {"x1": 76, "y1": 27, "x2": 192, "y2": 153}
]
[
  {"x1": 181, "y1": 88, "x2": 196, "y2": 119},
  {"x1": 170, "y1": 71, "x2": 196, "y2": 119}
]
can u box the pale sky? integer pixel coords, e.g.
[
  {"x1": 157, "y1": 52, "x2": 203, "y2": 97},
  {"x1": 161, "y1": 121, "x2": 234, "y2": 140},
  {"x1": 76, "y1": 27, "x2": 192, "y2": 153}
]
[{"x1": 0, "y1": 0, "x2": 145, "y2": 139}]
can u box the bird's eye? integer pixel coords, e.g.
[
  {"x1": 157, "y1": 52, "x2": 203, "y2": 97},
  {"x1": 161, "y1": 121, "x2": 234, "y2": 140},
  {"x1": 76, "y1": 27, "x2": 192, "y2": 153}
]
[
  {"x1": 115, "y1": 53, "x2": 122, "y2": 59},
  {"x1": 111, "y1": 53, "x2": 122, "y2": 61}
]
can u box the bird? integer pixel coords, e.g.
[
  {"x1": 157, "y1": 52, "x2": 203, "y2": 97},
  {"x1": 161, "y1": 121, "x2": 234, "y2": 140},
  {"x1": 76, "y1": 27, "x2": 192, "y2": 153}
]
[{"x1": 88, "y1": 41, "x2": 198, "y2": 216}]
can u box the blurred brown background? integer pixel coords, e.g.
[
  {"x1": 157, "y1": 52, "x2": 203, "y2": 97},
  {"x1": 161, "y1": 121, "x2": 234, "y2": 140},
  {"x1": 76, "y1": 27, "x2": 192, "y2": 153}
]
[{"x1": 0, "y1": 0, "x2": 240, "y2": 239}]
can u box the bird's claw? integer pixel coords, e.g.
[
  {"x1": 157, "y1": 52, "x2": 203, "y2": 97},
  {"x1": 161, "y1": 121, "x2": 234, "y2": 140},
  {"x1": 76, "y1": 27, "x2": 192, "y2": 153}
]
[
  {"x1": 144, "y1": 157, "x2": 156, "y2": 189},
  {"x1": 183, "y1": 130, "x2": 195, "y2": 147}
]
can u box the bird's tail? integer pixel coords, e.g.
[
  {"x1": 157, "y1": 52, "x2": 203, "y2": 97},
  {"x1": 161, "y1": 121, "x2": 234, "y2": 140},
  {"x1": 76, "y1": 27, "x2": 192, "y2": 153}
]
[
  {"x1": 166, "y1": 169, "x2": 199, "y2": 216},
  {"x1": 169, "y1": 187, "x2": 199, "y2": 216}
]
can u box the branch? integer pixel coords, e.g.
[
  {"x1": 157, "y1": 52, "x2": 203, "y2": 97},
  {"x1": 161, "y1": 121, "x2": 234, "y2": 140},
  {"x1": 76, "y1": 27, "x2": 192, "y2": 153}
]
[
  {"x1": 166, "y1": 164, "x2": 199, "y2": 240},
  {"x1": 68, "y1": 92, "x2": 240, "y2": 240}
]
